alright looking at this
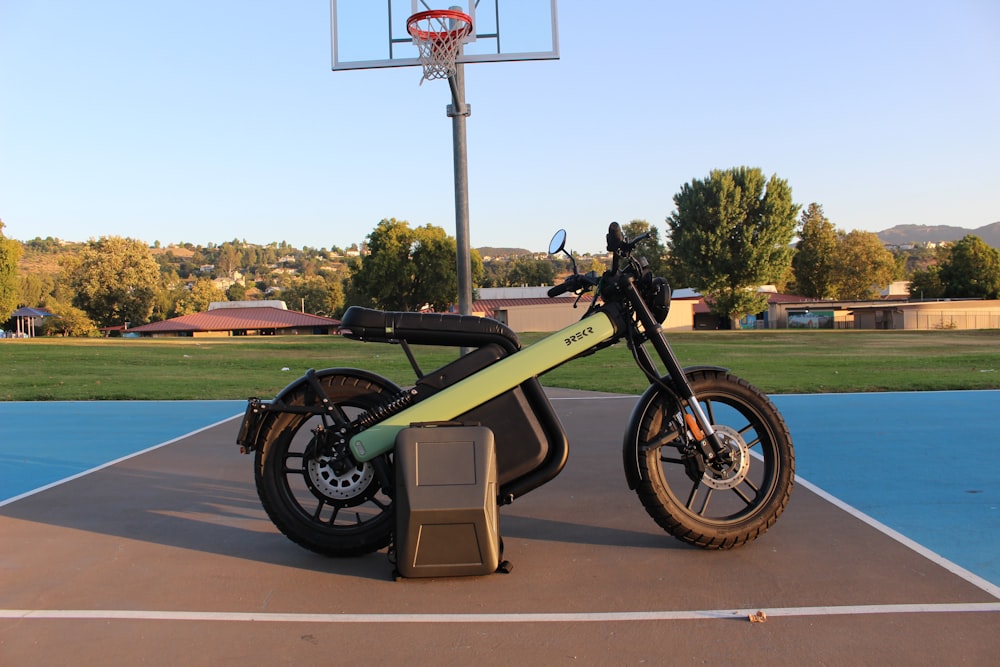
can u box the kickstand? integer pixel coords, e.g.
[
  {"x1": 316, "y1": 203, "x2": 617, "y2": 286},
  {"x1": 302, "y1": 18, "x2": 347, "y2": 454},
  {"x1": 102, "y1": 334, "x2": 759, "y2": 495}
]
[{"x1": 495, "y1": 537, "x2": 512, "y2": 574}]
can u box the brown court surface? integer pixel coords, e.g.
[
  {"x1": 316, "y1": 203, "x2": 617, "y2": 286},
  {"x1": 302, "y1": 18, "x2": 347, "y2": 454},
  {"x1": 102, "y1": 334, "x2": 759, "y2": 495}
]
[{"x1": 2, "y1": 390, "x2": 998, "y2": 665}]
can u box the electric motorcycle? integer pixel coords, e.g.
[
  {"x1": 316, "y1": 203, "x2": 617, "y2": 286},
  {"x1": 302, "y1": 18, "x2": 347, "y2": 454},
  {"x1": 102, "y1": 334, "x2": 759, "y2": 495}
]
[{"x1": 237, "y1": 223, "x2": 795, "y2": 556}]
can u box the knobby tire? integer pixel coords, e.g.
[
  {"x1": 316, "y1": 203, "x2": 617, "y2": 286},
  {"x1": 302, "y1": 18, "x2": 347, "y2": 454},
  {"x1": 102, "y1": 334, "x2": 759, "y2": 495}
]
[
  {"x1": 254, "y1": 372, "x2": 400, "y2": 557},
  {"x1": 630, "y1": 369, "x2": 795, "y2": 549}
]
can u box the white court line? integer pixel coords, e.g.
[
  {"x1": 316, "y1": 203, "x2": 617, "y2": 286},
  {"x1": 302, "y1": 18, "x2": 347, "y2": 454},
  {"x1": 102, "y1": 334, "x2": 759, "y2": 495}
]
[
  {"x1": 793, "y1": 475, "x2": 1000, "y2": 600},
  {"x1": 551, "y1": 392, "x2": 1000, "y2": 601},
  {"x1": 0, "y1": 414, "x2": 242, "y2": 509},
  {"x1": 1, "y1": 603, "x2": 998, "y2": 624}
]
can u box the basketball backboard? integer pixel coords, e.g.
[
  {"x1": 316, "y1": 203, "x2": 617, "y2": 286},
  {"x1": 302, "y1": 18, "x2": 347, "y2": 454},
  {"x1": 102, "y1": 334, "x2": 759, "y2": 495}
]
[{"x1": 330, "y1": 0, "x2": 559, "y2": 71}]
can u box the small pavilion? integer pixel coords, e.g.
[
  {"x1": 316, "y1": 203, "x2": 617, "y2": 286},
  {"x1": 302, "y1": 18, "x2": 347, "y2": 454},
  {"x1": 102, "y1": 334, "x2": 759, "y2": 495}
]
[{"x1": 7, "y1": 307, "x2": 53, "y2": 338}]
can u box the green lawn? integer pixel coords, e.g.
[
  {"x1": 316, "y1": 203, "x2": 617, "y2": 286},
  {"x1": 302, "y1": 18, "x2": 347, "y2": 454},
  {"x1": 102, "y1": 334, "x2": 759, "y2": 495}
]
[{"x1": 2, "y1": 329, "x2": 999, "y2": 401}]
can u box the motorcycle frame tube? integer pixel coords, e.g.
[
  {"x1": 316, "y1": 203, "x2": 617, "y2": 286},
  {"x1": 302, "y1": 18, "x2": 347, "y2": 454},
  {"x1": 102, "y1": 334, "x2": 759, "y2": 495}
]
[{"x1": 348, "y1": 311, "x2": 618, "y2": 462}]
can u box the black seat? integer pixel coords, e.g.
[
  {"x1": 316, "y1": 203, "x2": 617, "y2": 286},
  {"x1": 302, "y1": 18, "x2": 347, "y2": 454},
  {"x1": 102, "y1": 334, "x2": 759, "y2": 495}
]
[{"x1": 340, "y1": 306, "x2": 520, "y2": 353}]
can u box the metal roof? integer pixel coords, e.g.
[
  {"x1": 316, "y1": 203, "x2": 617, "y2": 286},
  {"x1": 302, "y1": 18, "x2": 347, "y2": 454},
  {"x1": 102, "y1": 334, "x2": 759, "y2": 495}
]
[
  {"x1": 11, "y1": 307, "x2": 53, "y2": 318},
  {"x1": 128, "y1": 307, "x2": 339, "y2": 333},
  {"x1": 473, "y1": 296, "x2": 593, "y2": 319}
]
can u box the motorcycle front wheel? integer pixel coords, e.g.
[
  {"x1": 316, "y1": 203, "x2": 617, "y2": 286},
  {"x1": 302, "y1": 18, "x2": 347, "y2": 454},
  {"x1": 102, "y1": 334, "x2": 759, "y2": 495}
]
[
  {"x1": 254, "y1": 371, "x2": 400, "y2": 557},
  {"x1": 628, "y1": 369, "x2": 794, "y2": 549}
]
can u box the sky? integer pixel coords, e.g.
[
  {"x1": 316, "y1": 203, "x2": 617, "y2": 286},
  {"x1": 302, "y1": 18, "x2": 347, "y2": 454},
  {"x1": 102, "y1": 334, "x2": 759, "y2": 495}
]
[{"x1": 2, "y1": 1, "x2": 998, "y2": 255}]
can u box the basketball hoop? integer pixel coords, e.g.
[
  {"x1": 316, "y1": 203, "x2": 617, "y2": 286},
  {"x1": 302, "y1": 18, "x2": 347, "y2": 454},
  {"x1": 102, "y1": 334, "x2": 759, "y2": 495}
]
[{"x1": 407, "y1": 9, "x2": 473, "y2": 83}]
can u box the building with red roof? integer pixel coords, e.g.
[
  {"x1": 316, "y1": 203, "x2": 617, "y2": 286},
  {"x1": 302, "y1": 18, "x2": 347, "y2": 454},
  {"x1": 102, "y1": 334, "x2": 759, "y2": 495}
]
[{"x1": 128, "y1": 301, "x2": 340, "y2": 338}]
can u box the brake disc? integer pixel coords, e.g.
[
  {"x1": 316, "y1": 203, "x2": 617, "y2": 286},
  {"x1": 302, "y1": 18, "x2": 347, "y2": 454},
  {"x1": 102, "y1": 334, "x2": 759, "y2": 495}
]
[
  {"x1": 701, "y1": 425, "x2": 750, "y2": 490},
  {"x1": 307, "y1": 456, "x2": 375, "y2": 501}
]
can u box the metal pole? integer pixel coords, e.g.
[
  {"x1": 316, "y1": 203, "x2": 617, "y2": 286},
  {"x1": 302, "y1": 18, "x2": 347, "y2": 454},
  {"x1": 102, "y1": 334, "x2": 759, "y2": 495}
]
[{"x1": 448, "y1": 62, "x2": 472, "y2": 317}]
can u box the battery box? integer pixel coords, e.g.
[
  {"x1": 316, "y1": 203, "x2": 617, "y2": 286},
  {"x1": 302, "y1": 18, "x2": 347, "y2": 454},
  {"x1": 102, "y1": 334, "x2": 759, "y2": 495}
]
[{"x1": 394, "y1": 424, "x2": 500, "y2": 578}]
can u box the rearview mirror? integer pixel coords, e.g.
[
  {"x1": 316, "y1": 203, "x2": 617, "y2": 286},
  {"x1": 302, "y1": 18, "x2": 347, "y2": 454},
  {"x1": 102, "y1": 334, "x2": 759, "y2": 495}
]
[{"x1": 548, "y1": 229, "x2": 567, "y2": 255}]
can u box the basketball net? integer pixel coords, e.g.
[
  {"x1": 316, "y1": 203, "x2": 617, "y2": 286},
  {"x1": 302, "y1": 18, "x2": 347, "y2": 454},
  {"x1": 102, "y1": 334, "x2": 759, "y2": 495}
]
[{"x1": 407, "y1": 10, "x2": 473, "y2": 84}]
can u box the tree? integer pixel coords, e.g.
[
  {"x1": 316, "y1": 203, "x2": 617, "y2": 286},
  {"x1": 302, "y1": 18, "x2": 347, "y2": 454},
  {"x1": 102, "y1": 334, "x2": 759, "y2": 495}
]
[
  {"x1": 506, "y1": 256, "x2": 555, "y2": 287},
  {"x1": 349, "y1": 219, "x2": 483, "y2": 312},
  {"x1": 68, "y1": 236, "x2": 160, "y2": 328},
  {"x1": 226, "y1": 282, "x2": 247, "y2": 302},
  {"x1": 42, "y1": 300, "x2": 97, "y2": 337},
  {"x1": 582, "y1": 256, "x2": 609, "y2": 275},
  {"x1": 666, "y1": 167, "x2": 799, "y2": 324},
  {"x1": 216, "y1": 242, "x2": 241, "y2": 277},
  {"x1": 19, "y1": 273, "x2": 55, "y2": 309},
  {"x1": 0, "y1": 220, "x2": 23, "y2": 322},
  {"x1": 172, "y1": 278, "x2": 226, "y2": 316},
  {"x1": 909, "y1": 265, "x2": 945, "y2": 299},
  {"x1": 280, "y1": 274, "x2": 344, "y2": 315},
  {"x1": 622, "y1": 219, "x2": 668, "y2": 278},
  {"x1": 829, "y1": 230, "x2": 897, "y2": 299},
  {"x1": 348, "y1": 219, "x2": 415, "y2": 310},
  {"x1": 481, "y1": 259, "x2": 510, "y2": 288},
  {"x1": 792, "y1": 203, "x2": 838, "y2": 299},
  {"x1": 481, "y1": 255, "x2": 557, "y2": 288},
  {"x1": 410, "y1": 224, "x2": 471, "y2": 311},
  {"x1": 938, "y1": 235, "x2": 1000, "y2": 299}
]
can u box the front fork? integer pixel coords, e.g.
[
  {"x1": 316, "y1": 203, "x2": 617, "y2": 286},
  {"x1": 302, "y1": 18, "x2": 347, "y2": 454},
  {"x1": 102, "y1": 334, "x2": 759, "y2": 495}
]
[{"x1": 623, "y1": 281, "x2": 730, "y2": 464}]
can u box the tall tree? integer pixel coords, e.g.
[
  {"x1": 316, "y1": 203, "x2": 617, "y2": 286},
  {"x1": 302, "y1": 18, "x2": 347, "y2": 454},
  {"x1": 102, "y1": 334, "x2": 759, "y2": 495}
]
[
  {"x1": 216, "y1": 242, "x2": 241, "y2": 277},
  {"x1": 666, "y1": 167, "x2": 799, "y2": 323},
  {"x1": 349, "y1": 219, "x2": 483, "y2": 312},
  {"x1": 830, "y1": 230, "x2": 897, "y2": 299},
  {"x1": 68, "y1": 236, "x2": 160, "y2": 328},
  {"x1": 792, "y1": 203, "x2": 838, "y2": 299},
  {"x1": 0, "y1": 220, "x2": 23, "y2": 322},
  {"x1": 349, "y1": 219, "x2": 416, "y2": 310},
  {"x1": 938, "y1": 235, "x2": 1000, "y2": 299},
  {"x1": 410, "y1": 224, "x2": 465, "y2": 311}
]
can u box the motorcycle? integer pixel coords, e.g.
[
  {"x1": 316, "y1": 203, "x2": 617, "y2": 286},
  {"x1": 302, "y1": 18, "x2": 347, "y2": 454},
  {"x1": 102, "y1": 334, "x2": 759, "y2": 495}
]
[{"x1": 237, "y1": 222, "x2": 795, "y2": 557}]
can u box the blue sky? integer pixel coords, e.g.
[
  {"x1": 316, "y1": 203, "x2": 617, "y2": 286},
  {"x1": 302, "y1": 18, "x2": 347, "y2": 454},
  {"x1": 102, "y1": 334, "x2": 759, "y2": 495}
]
[{"x1": 2, "y1": 1, "x2": 998, "y2": 255}]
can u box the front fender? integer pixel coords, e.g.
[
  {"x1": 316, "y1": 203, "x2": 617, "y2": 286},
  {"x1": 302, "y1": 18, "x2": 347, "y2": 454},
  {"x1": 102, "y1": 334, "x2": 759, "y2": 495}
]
[
  {"x1": 236, "y1": 367, "x2": 402, "y2": 454},
  {"x1": 621, "y1": 365, "x2": 727, "y2": 490}
]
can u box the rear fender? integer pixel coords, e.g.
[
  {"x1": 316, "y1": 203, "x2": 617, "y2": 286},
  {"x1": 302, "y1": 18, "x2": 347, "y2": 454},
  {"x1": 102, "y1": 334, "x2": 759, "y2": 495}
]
[{"x1": 236, "y1": 368, "x2": 401, "y2": 454}]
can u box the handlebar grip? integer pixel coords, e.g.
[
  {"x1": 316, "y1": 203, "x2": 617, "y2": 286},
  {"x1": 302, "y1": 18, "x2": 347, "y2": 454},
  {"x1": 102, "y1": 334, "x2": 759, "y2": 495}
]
[
  {"x1": 547, "y1": 282, "x2": 572, "y2": 297},
  {"x1": 606, "y1": 222, "x2": 624, "y2": 253}
]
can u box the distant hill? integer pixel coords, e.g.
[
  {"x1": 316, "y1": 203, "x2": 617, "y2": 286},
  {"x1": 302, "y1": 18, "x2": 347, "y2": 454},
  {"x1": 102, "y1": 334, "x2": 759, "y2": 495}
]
[
  {"x1": 877, "y1": 222, "x2": 1000, "y2": 249},
  {"x1": 476, "y1": 247, "x2": 534, "y2": 258},
  {"x1": 149, "y1": 244, "x2": 195, "y2": 258}
]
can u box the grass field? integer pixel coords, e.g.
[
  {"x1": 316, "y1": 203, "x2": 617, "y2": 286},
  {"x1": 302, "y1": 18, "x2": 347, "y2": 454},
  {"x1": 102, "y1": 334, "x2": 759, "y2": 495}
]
[{"x1": 2, "y1": 329, "x2": 999, "y2": 401}]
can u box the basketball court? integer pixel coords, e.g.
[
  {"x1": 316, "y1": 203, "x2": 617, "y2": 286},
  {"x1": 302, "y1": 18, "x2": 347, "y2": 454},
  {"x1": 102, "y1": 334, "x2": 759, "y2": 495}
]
[
  {"x1": 3, "y1": 3, "x2": 997, "y2": 662},
  {"x1": 1, "y1": 390, "x2": 998, "y2": 664}
]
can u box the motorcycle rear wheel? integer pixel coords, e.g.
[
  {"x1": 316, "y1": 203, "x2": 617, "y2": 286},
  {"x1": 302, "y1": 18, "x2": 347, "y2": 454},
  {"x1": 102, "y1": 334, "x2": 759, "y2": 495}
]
[
  {"x1": 254, "y1": 371, "x2": 400, "y2": 557},
  {"x1": 630, "y1": 369, "x2": 794, "y2": 549}
]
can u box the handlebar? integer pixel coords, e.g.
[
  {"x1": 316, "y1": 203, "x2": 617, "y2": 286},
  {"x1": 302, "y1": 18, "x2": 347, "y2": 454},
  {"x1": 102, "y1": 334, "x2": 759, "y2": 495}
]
[
  {"x1": 607, "y1": 222, "x2": 650, "y2": 255},
  {"x1": 547, "y1": 282, "x2": 573, "y2": 298},
  {"x1": 547, "y1": 271, "x2": 600, "y2": 298},
  {"x1": 546, "y1": 222, "x2": 652, "y2": 300}
]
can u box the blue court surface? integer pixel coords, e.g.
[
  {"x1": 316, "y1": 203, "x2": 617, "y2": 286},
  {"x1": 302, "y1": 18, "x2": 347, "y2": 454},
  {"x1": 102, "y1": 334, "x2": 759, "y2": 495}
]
[
  {"x1": 769, "y1": 391, "x2": 1000, "y2": 587},
  {"x1": 1, "y1": 392, "x2": 997, "y2": 586},
  {"x1": 0, "y1": 401, "x2": 244, "y2": 504}
]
